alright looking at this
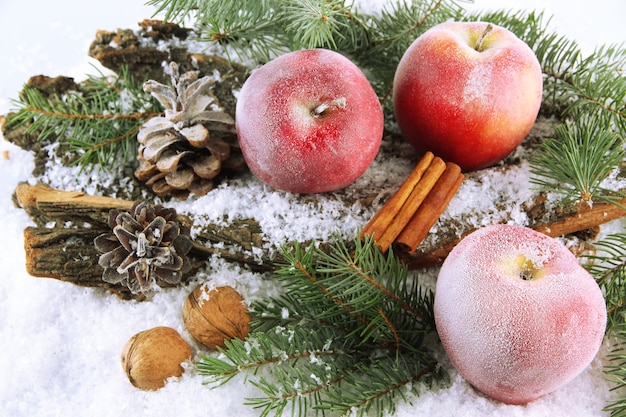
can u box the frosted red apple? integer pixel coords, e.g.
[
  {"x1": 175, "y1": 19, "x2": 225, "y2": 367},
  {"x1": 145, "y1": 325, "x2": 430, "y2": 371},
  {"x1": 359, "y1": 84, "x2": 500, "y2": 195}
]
[
  {"x1": 393, "y1": 21, "x2": 543, "y2": 172},
  {"x1": 434, "y1": 224, "x2": 606, "y2": 404},
  {"x1": 235, "y1": 49, "x2": 384, "y2": 193}
]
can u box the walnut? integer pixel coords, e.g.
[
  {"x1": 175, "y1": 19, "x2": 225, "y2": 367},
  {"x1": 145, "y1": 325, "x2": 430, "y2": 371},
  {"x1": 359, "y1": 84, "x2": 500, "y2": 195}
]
[
  {"x1": 121, "y1": 326, "x2": 192, "y2": 390},
  {"x1": 182, "y1": 284, "x2": 251, "y2": 350}
]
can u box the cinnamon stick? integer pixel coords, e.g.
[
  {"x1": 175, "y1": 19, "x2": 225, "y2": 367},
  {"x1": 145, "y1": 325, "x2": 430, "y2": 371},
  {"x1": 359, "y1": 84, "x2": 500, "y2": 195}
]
[
  {"x1": 400, "y1": 197, "x2": 626, "y2": 270},
  {"x1": 361, "y1": 152, "x2": 435, "y2": 239},
  {"x1": 533, "y1": 202, "x2": 626, "y2": 237},
  {"x1": 374, "y1": 156, "x2": 447, "y2": 252},
  {"x1": 394, "y1": 162, "x2": 463, "y2": 254}
]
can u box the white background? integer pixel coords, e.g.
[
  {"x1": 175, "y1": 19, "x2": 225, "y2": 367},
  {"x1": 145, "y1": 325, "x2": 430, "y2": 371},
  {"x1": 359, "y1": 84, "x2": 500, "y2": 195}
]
[{"x1": 1, "y1": 0, "x2": 624, "y2": 114}]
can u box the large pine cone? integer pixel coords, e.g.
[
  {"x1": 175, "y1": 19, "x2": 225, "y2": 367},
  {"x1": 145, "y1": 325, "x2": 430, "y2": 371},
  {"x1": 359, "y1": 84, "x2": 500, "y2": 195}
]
[{"x1": 135, "y1": 62, "x2": 246, "y2": 199}]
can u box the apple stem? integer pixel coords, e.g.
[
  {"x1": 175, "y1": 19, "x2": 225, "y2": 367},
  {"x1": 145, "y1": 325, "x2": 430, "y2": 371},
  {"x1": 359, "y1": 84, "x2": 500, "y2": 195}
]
[
  {"x1": 311, "y1": 97, "x2": 347, "y2": 118},
  {"x1": 474, "y1": 23, "x2": 494, "y2": 52},
  {"x1": 518, "y1": 258, "x2": 536, "y2": 281}
]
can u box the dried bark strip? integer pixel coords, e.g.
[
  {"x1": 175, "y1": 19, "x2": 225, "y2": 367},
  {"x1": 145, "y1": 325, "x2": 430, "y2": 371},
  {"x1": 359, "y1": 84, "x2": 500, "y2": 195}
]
[
  {"x1": 14, "y1": 183, "x2": 271, "y2": 299},
  {"x1": 14, "y1": 183, "x2": 626, "y2": 299},
  {"x1": 15, "y1": 182, "x2": 134, "y2": 227},
  {"x1": 23, "y1": 226, "x2": 140, "y2": 299}
]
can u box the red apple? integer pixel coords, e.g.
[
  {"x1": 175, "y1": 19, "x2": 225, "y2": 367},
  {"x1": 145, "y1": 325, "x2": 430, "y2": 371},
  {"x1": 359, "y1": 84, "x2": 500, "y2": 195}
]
[
  {"x1": 434, "y1": 224, "x2": 606, "y2": 404},
  {"x1": 392, "y1": 21, "x2": 543, "y2": 172},
  {"x1": 235, "y1": 49, "x2": 384, "y2": 193}
]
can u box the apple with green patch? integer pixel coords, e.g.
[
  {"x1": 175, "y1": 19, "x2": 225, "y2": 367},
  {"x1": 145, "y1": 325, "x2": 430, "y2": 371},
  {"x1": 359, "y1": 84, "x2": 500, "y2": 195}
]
[
  {"x1": 434, "y1": 224, "x2": 606, "y2": 404},
  {"x1": 235, "y1": 49, "x2": 384, "y2": 194},
  {"x1": 393, "y1": 21, "x2": 543, "y2": 171}
]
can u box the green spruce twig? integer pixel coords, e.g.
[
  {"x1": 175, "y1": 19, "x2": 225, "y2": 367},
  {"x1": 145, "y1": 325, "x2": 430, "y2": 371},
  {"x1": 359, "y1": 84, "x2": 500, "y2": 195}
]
[
  {"x1": 197, "y1": 234, "x2": 445, "y2": 417},
  {"x1": 604, "y1": 314, "x2": 626, "y2": 417},
  {"x1": 529, "y1": 121, "x2": 625, "y2": 208},
  {"x1": 149, "y1": 0, "x2": 467, "y2": 100},
  {"x1": 585, "y1": 234, "x2": 626, "y2": 329},
  {"x1": 583, "y1": 235, "x2": 626, "y2": 417},
  {"x1": 7, "y1": 66, "x2": 161, "y2": 171},
  {"x1": 281, "y1": 0, "x2": 364, "y2": 50}
]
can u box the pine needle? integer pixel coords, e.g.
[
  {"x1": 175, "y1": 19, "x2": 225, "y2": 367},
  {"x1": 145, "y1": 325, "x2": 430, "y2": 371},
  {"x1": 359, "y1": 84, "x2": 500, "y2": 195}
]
[
  {"x1": 529, "y1": 120, "x2": 625, "y2": 208},
  {"x1": 603, "y1": 313, "x2": 626, "y2": 417},
  {"x1": 197, "y1": 234, "x2": 445, "y2": 417},
  {"x1": 6, "y1": 66, "x2": 160, "y2": 172},
  {"x1": 581, "y1": 235, "x2": 626, "y2": 417}
]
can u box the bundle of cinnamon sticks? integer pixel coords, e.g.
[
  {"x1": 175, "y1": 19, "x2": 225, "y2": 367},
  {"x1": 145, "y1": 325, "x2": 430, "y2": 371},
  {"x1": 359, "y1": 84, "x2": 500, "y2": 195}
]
[{"x1": 361, "y1": 152, "x2": 464, "y2": 254}]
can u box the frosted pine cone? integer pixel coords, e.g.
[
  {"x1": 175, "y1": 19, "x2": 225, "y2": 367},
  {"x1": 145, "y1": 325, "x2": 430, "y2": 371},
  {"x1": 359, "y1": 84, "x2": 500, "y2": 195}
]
[
  {"x1": 135, "y1": 62, "x2": 245, "y2": 199},
  {"x1": 94, "y1": 202, "x2": 193, "y2": 293}
]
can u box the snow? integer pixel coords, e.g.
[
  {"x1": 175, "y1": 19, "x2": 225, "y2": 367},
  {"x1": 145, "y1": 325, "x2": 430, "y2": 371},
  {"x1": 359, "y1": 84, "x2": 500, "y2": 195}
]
[{"x1": 0, "y1": 1, "x2": 624, "y2": 417}]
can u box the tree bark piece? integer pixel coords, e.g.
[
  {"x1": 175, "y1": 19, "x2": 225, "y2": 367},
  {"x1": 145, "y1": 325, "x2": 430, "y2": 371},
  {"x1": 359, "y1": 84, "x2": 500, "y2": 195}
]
[
  {"x1": 14, "y1": 183, "x2": 626, "y2": 299},
  {"x1": 15, "y1": 182, "x2": 134, "y2": 227},
  {"x1": 23, "y1": 226, "x2": 141, "y2": 300},
  {"x1": 14, "y1": 183, "x2": 271, "y2": 300}
]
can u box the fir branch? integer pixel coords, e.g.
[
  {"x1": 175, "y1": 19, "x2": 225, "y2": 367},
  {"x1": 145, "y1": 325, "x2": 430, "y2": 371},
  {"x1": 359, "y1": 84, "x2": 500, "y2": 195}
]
[
  {"x1": 321, "y1": 356, "x2": 444, "y2": 417},
  {"x1": 281, "y1": 0, "x2": 361, "y2": 50},
  {"x1": 275, "y1": 240, "x2": 371, "y2": 331},
  {"x1": 200, "y1": 0, "x2": 290, "y2": 63},
  {"x1": 584, "y1": 234, "x2": 626, "y2": 329},
  {"x1": 198, "y1": 234, "x2": 444, "y2": 417},
  {"x1": 529, "y1": 120, "x2": 625, "y2": 207},
  {"x1": 603, "y1": 310, "x2": 626, "y2": 417},
  {"x1": 7, "y1": 66, "x2": 160, "y2": 171},
  {"x1": 245, "y1": 355, "x2": 353, "y2": 417},
  {"x1": 199, "y1": 325, "x2": 362, "y2": 417},
  {"x1": 198, "y1": 325, "x2": 357, "y2": 387},
  {"x1": 582, "y1": 235, "x2": 626, "y2": 417},
  {"x1": 560, "y1": 45, "x2": 626, "y2": 134},
  {"x1": 146, "y1": 0, "x2": 200, "y2": 23},
  {"x1": 276, "y1": 236, "x2": 435, "y2": 351},
  {"x1": 371, "y1": 0, "x2": 465, "y2": 46}
]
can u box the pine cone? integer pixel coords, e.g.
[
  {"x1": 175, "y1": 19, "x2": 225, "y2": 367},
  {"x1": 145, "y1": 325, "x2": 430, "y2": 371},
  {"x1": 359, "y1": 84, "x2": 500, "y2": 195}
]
[
  {"x1": 135, "y1": 62, "x2": 246, "y2": 199},
  {"x1": 94, "y1": 202, "x2": 193, "y2": 293}
]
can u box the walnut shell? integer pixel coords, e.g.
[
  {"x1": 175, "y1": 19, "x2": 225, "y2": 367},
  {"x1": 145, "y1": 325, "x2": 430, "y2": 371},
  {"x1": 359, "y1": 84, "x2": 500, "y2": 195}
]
[
  {"x1": 121, "y1": 326, "x2": 192, "y2": 390},
  {"x1": 182, "y1": 284, "x2": 250, "y2": 350}
]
